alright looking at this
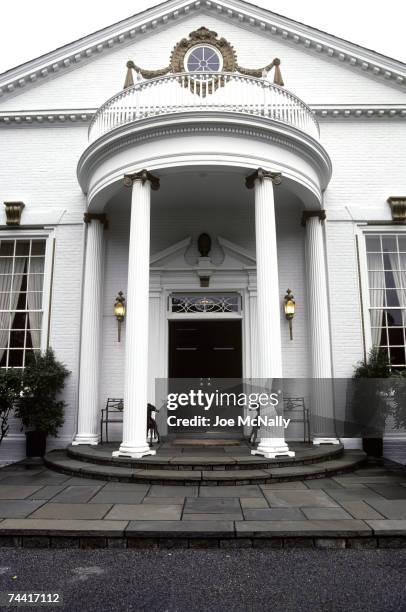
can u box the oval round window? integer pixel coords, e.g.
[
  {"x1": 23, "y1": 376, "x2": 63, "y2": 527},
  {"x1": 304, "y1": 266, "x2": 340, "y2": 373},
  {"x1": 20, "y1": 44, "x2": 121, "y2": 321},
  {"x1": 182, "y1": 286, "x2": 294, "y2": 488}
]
[{"x1": 185, "y1": 45, "x2": 223, "y2": 77}]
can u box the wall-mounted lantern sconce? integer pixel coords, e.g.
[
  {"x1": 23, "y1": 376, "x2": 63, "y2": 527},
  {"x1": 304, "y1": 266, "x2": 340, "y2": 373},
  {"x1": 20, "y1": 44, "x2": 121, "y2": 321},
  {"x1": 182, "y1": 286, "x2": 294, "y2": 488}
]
[
  {"x1": 114, "y1": 291, "x2": 126, "y2": 342},
  {"x1": 284, "y1": 289, "x2": 295, "y2": 340}
]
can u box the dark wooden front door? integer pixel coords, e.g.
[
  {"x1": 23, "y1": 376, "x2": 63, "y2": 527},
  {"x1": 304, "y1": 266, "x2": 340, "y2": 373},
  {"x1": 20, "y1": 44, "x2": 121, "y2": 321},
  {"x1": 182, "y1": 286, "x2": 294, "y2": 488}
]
[
  {"x1": 169, "y1": 320, "x2": 242, "y2": 378},
  {"x1": 168, "y1": 320, "x2": 243, "y2": 433}
]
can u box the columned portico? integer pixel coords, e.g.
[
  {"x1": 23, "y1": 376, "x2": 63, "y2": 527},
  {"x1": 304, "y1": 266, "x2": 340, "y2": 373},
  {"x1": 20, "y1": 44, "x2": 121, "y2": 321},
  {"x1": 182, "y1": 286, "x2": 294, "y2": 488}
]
[
  {"x1": 113, "y1": 170, "x2": 160, "y2": 459},
  {"x1": 246, "y1": 169, "x2": 294, "y2": 459},
  {"x1": 303, "y1": 211, "x2": 340, "y2": 445},
  {"x1": 73, "y1": 213, "x2": 106, "y2": 446}
]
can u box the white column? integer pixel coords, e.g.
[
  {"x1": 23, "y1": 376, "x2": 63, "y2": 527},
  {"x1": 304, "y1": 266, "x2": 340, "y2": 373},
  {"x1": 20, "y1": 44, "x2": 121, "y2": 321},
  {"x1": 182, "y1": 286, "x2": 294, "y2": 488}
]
[
  {"x1": 73, "y1": 214, "x2": 106, "y2": 445},
  {"x1": 304, "y1": 211, "x2": 340, "y2": 445},
  {"x1": 113, "y1": 170, "x2": 160, "y2": 458},
  {"x1": 246, "y1": 169, "x2": 294, "y2": 458}
]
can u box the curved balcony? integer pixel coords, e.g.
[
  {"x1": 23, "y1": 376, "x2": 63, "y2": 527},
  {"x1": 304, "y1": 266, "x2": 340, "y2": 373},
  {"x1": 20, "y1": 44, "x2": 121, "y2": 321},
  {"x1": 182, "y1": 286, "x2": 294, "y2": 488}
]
[{"x1": 88, "y1": 72, "x2": 319, "y2": 143}]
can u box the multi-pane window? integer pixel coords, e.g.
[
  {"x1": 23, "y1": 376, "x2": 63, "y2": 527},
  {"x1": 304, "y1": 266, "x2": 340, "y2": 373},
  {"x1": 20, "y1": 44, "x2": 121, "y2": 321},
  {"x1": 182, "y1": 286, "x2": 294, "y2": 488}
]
[
  {"x1": 366, "y1": 233, "x2": 406, "y2": 368},
  {"x1": 185, "y1": 46, "x2": 222, "y2": 74},
  {"x1": 0, "y1": 239, "x2": 46, "y2": 369}
]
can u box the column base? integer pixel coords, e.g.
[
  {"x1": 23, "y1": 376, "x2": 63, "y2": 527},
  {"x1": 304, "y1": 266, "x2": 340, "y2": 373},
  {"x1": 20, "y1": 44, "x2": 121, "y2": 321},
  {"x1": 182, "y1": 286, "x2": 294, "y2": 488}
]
[
  {"x1": 112, "y1": 443, "x2": 156, "y2": 459},
  {"x1": 72, "y1": 434, "x2": 100, "y2": 446},
  {"x1": 251, "y1": 438, "x2": 295, "y2": 459},
  {"x1": 313, "y1": 437, "x2": 341, "y2": 445}
]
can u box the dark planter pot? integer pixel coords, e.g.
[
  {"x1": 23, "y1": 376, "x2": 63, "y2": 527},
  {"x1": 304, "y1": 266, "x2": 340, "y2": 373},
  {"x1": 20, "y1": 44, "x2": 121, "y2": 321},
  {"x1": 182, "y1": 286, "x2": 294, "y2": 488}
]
[
  {"x1": 25, "y1": 431, "x2": 47, "y2": 458},
  {"x1": 362, "y1": 437, "x2": 383, "y2": 458}
]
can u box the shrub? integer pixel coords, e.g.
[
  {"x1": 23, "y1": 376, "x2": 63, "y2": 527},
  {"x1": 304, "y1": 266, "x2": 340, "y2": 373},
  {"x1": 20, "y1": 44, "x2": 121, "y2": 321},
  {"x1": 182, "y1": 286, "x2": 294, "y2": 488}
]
[
  {"x1": 15, "y1": 349, "x2": 70, "y2": 437},
  {"x1": 350, "y1": 347, "x2": 393, "y2": 436},
  {"x1": 0, "y1": 369, "x2": 22, "y2": 444}
]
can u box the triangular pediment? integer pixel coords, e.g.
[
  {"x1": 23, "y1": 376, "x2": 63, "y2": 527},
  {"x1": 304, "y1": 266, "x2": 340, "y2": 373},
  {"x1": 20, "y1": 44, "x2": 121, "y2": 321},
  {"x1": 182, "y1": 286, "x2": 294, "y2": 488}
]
[
  {"x1": 0, "y1": 0, "x2": 405, "y2": 110},
  {"x1": 217, "y1": 236, "x2": 255, "y2": 266},
  {"x1": 150, "y1": 237, "x2": 192, "y2": 267},
  {"x1": 150, "y1": 235, "x2": 255, "y2": 269}
]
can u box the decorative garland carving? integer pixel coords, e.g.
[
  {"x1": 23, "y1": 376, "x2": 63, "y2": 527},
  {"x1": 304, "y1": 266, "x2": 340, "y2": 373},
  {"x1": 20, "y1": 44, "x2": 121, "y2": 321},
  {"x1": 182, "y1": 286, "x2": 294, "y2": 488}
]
[
  {"x1": 236, "y1": 58, "x2": 284, "y2": 85},
  {"x1": 169, "y1": 27, "x2": 237, "y2": 74},
  {"x1": 124, "y1": 61, "x2": 171, "y2": 86},
  {"x1": 124, "y1": 26, "x2": 284, "y2": 91}
]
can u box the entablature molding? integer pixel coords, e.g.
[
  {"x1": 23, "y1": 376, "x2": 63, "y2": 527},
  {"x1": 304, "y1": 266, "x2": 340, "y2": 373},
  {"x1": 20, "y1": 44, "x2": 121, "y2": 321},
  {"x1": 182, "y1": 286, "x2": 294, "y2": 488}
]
[
  {"x1": 1, "y1": 105, "x2": 406, "y2": 127},
  {"x1": 0, "y1": 109, "x2": 95, "y2": 125},
  {"x1": 76, "y1": 112, "x2": 332, "y2": 200},
  {"x1": 77, "y1": 113, "x2": 332, "y2": 210}
]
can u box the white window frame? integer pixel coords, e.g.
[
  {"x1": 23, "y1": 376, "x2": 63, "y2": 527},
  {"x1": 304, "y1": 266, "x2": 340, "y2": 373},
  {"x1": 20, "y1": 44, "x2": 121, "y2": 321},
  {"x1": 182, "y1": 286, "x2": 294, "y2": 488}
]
[
  {"x1": 184, "y1": 44, "x2": 224, "y2": 76},
  {"x1": 0, "y1": 229, "x2": 54, "y2": 366},
  {"x1": 357, "y1": 224, "x2": 406, "y2": 364}
]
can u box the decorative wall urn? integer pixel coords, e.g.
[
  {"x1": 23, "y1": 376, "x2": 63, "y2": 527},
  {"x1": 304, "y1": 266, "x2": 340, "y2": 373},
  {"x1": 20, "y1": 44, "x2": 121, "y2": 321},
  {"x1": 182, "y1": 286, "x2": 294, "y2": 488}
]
[
  {"x1": 4, "y1": 201, "x2": 25, "y2": 226},
  {"x1": 196, "y1": 233, "x2": 215, "y2": 287},
  {"x1": 387, "y1": 197, "x2": 406, "y2": 223}
]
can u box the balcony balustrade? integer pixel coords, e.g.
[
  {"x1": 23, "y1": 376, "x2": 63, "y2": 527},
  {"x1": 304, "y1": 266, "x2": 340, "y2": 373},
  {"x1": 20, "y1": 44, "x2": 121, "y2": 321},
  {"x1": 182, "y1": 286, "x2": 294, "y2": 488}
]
[{"x1": 89, "y1": 72, "x2": 319, "y2": 142}]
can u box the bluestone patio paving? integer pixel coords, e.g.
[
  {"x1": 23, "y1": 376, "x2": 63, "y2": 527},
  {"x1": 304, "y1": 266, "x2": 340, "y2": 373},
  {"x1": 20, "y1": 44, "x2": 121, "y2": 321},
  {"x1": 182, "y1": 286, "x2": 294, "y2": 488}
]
[
  {"x1": 337, "y1": 501, "x2": 385, "y2": 520},
  {"x1": 50, "y1": 485, "x2": 102, "y2": 503},
  {"x1": 30, "y1": 503, "x2": 112, "y2": 520},
  {"x1": 184, "y1": 498, "x2": 241, "y2": 513},
  {"x1": 105, "y1": 504, "x2": 183, "y2": 521},
  {"x1": 0, "y1": 459, "x2": 405, "y2": 542},
  {"x1": 242, "y1": 508, "x2": 305, "y2": 520},
  {"x1": 0, "y1": 485, "x2": 43, "y2": 499},
  {"x1": 324, "y1": 487, "x2": 387, "y2": 502},
  {"x1": 0, "y1": 500, "x2": 46, "y2": 518},
  {"x1": 89, "y1": 490, "x2": 147, "y2": 504},
  {"x1": 300, "y1": 507, "x2": 354, "y2": 520},
  {"x1": 142, "y1": 496, "x2": 186, "y2": 505},
  {"x1": 365, "y1": 485, "x2": 406, "y2": 499},
  {"x1": 262, "y1": 490, "x2": 339, "y2": 508},
  {"x1": 365, "y1": 499, "x2": 406, "y2": 519}
]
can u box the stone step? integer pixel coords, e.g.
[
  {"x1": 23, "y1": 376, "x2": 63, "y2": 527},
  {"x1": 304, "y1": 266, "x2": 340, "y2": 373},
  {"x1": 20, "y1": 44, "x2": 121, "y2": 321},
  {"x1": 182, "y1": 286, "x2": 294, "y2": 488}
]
[
  {"x1": 66, "y1": 443, "x2": 345, "y2": 471},
  {"x1": 44, "y1": 450, "x2": 366, "y2": 484}
]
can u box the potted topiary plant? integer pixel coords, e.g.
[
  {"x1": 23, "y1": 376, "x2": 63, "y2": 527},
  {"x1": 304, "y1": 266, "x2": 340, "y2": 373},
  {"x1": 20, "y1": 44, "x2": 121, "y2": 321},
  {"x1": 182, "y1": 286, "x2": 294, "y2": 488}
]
[
  {"x1": 351, "y1": 347, "x2": 393, "y2": 458},
  {"x1": 0, "y1": 368, "x2": 22, "y2": 445},
  {"x1": 15, "y1": 348, "x2": 70, "y2": 457}
]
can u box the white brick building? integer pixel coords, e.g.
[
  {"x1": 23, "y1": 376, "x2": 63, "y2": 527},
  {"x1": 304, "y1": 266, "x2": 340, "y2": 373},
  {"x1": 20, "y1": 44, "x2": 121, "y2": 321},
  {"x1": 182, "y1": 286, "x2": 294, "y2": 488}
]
[{"x1": 0, "y1": 0, "x2": 405, "y2": 461}]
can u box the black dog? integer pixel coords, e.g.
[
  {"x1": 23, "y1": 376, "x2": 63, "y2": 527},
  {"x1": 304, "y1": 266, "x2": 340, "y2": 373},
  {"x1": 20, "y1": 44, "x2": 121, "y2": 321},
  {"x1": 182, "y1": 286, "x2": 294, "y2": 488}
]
[{"x1": 147, "y1": 403, "x2": 160, "y2": 445}]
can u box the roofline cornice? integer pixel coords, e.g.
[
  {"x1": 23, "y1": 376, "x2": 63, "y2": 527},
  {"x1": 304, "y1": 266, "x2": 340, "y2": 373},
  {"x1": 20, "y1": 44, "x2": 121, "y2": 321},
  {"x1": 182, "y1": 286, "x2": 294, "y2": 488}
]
[
  {"x1": 0, "y1": 0, "x2": 405, "y2": 100},
  {"x1": 0, "y1": 109, "x2": 95, "y2": 124},
  {"x1": 311, "y1": 104, "x2": 406, "y2": 118},
  {"x1": 1, "y1": 104, "x2": 406, "y2": 126}
]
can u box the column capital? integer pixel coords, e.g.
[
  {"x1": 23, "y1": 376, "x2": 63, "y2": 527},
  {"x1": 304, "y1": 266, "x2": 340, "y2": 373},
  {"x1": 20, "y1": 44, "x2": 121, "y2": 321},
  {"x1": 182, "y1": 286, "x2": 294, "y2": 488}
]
[
  {"x1": 245, "y1": 168, "x2": 282, "y2": 189},
  {"x1": 124, "y1": 169, "x2": 160, "y2": 191},
  {"x1": 301, "y1": 209, "x2": 326, "y2": 227},
  {"x1": 84, "y1": 213, "x2": 108, "y2": 229}
]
